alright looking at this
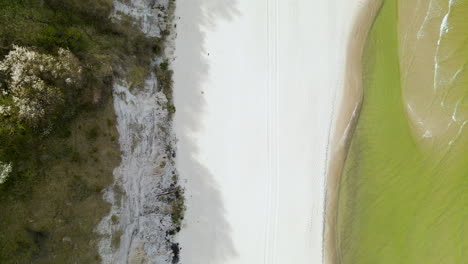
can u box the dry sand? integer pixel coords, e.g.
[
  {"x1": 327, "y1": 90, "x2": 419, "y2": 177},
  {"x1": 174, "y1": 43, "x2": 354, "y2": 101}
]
[
  {"x1": 323, "y1": 1, "x2": 384, "y2": 264},
  {"x1": 173, "y1": 0, "x2": 383, "y2": 263}
]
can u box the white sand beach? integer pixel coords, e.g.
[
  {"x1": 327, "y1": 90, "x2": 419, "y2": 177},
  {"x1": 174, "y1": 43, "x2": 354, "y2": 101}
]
[{"x1": 173, "y1": 0, "x2": 373, "y2": 263}]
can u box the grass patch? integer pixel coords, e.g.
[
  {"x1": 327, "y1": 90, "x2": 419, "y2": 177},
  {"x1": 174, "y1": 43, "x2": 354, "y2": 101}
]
[
  {"x1": 170, "y1": 187, "x2": 185, "y2": 229},
  {"x1": 0, "y1": 99, "x2": 120, "y2": 263},
  {"x1": 156, "y1": 60, "x2": 176, "y2": 117}
]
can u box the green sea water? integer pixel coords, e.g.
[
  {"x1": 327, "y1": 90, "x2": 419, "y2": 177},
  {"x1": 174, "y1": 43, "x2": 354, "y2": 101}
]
[{"x1": 336, "y1": 0, "x2": 468, "y2": 263}]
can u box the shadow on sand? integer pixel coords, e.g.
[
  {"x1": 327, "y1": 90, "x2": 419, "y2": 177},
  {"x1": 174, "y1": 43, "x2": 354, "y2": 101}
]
[{"x1": 173, "y1": 0, "x2": 240, "y2": 263}]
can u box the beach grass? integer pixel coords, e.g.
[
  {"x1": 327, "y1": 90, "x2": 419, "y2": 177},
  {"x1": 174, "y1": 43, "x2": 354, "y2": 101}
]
[{"x1": 336, "y1": 0, "x2": 468, "y2": 263}]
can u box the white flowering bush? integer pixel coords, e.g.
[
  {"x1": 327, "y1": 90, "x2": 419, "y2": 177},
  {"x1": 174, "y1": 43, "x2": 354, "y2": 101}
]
[
  {"x1": 0, "y1": 161, "x2": 12, "y2": 184},
  {"x1": 0, "y1": 46, "x2": 82, "y2": 125}
]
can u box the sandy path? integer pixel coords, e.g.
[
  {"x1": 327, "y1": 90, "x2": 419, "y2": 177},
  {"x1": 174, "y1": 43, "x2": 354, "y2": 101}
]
[{"x1": 173, "y1": 0, "x2": 375, "y2": 263}]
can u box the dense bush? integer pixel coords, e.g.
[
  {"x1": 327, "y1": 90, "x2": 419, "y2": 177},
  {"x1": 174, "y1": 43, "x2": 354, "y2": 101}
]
[
  {"x1": 0, "y1": 161, "x2": 12, "y2": 184},
  {"x1": 0, "y1": 46, "x2": 82, "y2": 125}
]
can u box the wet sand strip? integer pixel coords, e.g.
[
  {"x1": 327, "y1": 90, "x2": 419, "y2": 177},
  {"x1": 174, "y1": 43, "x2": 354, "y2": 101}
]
[{"x1": 323, "y1": 1, "x2": 384, "y2": 263}]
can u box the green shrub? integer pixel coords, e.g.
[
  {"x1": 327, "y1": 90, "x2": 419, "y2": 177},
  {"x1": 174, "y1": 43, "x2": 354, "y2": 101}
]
[
  {"x1": 44, "y1": 0, "x2": 114, "y2": 23},
  {"x1": 86, "y1": 126, "x2": 99, "y2": 140},
  {"x1": 36, "y1": 26, "x2": 88, "y2": 54}
]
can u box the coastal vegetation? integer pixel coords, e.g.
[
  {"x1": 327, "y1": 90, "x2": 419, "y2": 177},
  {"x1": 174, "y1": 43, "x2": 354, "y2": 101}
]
[
  {"x1": 0, "y1": 0, "x2": 163, "y2": 185},
  {"x1": 0, "y1": 0, "x2": 180, "y2": 262},
  {"x1": 337, "y1": 0, "x2": 468, "y2": 263}
]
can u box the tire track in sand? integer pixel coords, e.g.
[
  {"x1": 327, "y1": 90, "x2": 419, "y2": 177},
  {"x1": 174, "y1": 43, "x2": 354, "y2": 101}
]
[{"x1": 263, "y1": 0, "x2": 280, "y2": 263}]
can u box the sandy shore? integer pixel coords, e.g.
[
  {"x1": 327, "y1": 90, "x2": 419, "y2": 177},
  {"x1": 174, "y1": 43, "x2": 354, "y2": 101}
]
[
  {"x1": 173, "y1": 0, "x2": 383, "y2": 263},
  {"x1": 323, "y1": 1, "x2": 383, "y2": 263}
]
